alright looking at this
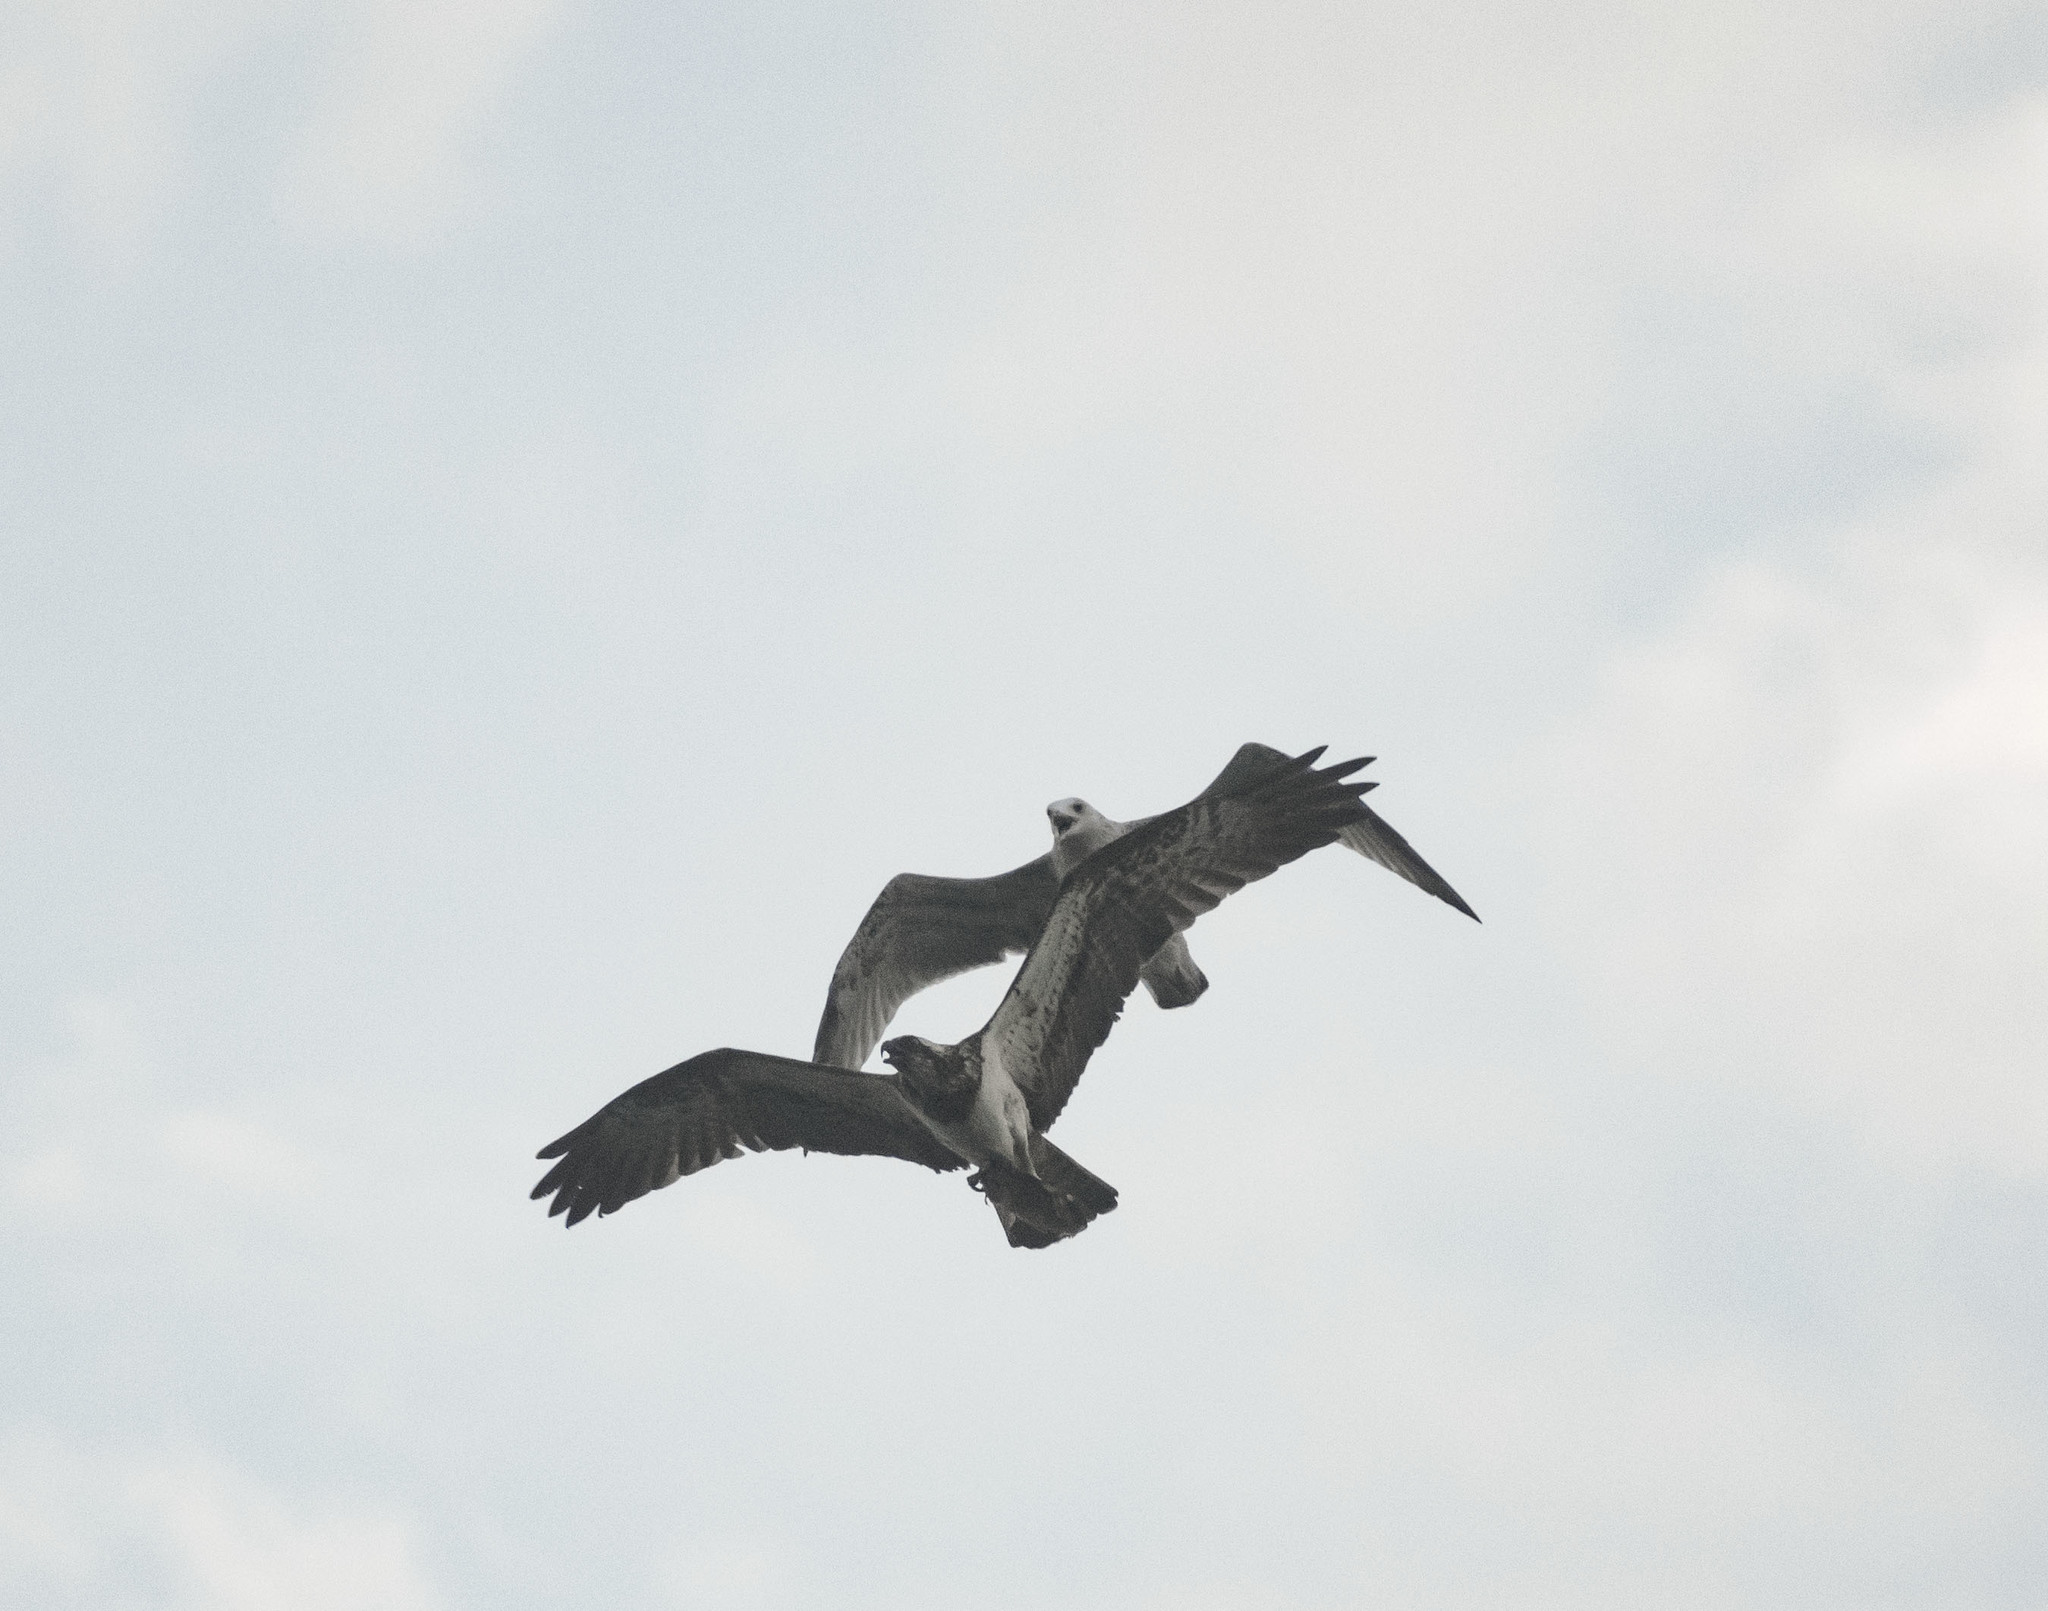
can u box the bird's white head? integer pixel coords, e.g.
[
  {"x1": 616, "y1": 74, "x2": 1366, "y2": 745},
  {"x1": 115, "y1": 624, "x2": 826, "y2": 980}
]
[{"x1": 1046, "y1": 797, "x2": 1096, "y2": 837}]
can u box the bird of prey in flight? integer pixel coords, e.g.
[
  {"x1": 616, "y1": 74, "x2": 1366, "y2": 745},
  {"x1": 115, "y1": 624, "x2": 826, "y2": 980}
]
[
  {"x1": 531, "y1": 748, "x2": 1379, "y2": 1248},
  {"x1": 811, "y1": 740, "x2": 1477, "y2": 1074}
]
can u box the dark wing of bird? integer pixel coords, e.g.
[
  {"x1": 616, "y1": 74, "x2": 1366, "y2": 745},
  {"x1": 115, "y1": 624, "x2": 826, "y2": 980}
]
[
  {"x1": 1201, "y1": 741, "x2": 1479, "y2": 921},
  {"x1": 1338, "y1": 803, "x2": 1479, "y2": 920},
  {"x1": 812, "y1": 855, "x2": 1060, "y2": 1069},
  {"x1": 984, "y1": 749, "x2": 1378, "y2": 1131},
  {"x1": 530, "y1": 1048, "x2": 963, "y2": 1226}
]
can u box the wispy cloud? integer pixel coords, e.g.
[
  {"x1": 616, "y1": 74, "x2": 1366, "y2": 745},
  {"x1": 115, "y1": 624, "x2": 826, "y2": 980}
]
[
  {"x1": 0, "y1": 0, "x2": 564, "y2": 255},
  {"x1": 1538, "y1": 92, "x2": 2048, "y2": 1170},
  {"x1": 5, "y1": 998, "x2": 319, "y2": 1220},
  {"x1": 277, "y1": 0, "x2": 568, "y2": 244},
  {"x1": 0, "y1": 1439, "x2": 445, "y2": 1611}
]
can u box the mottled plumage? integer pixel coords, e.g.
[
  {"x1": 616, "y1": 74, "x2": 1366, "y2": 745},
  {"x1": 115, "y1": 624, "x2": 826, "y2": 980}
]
[
  {"x1": 813, "y1": 740, "x2": 1477, "y2": 1072},
  {"x1": 812, "y1": 857, "x2": 1058, "y2": 1075}
]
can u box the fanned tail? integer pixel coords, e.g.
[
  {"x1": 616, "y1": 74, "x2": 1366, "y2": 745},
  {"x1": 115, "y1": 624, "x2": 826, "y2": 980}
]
[{"x1": 971, "y1": 1137, "x2": 1119, "y2": 1249}]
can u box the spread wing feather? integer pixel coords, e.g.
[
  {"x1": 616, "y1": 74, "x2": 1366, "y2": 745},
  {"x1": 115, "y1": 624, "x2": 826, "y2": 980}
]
[
  {"x1": 1205, "y1": 742, "x2": 1479, "y2": 921},
  {"x1": 1338, "y1": 806, "x2": 1479, "y2": 920},
  {"x1": 530, "y1": 1048, "x2": 962, "y2": 1226},
  {"x1": 813, "y1": 856, "x2": 1059, "y2": 1070},
  {"x1": 985, "y1": 749, "x2": 1378, "y2": 1131}
]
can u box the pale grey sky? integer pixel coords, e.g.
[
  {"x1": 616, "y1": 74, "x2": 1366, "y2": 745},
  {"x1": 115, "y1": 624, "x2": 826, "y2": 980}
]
[{"x1": 4, "y1": 3, "x2": 2046, "y2": 1607}]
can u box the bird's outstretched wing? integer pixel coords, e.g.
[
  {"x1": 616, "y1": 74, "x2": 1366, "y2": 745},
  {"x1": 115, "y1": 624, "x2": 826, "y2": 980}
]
[
  {"x1": 1201, "y1": 742, "x2": 1479, "y2": 921},
  {"x1": 985, "y1": 749, "x2": 1378, "y2": 1132},
  {"x1": 530, "y1": 1048, "x2": 963, "y2": 1226},
  {"x1": 813, "y1": 740, "x2": 1474, "y2": 1072},
  {"x1": 812, "y1": 856, "x2": 1059, "y2": 1070},
  {"x1": 1338, "y1": 804, "x2": 1479, "y2": 920}
]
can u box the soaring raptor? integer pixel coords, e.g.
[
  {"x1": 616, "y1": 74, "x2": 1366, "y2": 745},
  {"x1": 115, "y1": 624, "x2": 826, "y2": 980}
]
[
  {"x1": 532, "y1": 748, "x2": 1378, "y2": 1247},
  {"x1": 812, "y1": 740, "x2": 1477, "y2": 1073}
]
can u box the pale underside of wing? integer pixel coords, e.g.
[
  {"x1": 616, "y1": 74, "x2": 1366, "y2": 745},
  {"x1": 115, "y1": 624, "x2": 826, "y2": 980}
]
[
  {"x1": 1203, "y1": 741, "x2": 1479, "y2": 921},
  {"x1": 812, "y1": 855, "x2": 1059, "y2": 1070},
  {"x1": 530, "y1": 1048, "x2": 963, "y2": 1226},
  {"x1": 986, "y1": 751, "x2": 1377, "y2": 1132}
]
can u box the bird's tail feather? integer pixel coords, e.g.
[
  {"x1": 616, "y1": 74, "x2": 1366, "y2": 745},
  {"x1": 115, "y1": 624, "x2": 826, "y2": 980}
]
[
  {"x1": 972, "y1": 1138, "x2": 1119, "y2": 1249},
  {"x1": 1139, "y1": 936, "x2": 1209, "y2": 1010}
]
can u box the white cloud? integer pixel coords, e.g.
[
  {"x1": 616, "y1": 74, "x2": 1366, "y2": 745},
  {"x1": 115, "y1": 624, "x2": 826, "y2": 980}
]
[
  {"x1": 658, "y1": 1533, "x2": 790, "y2": 1607},
  {"x1": 161, "y1": 1112, "x2": 314, "y2": 1195},
  {"x1": 0, "y1": 0, "x2": 563, "y2": 254},
  {"x1": 1824, "y1": 596, "x2": 2048, "y2": 863},
  {"x1": 136, "y1": 1464, "x2": 442, "y2": 1611},
  {"x1": 8, "y1": 1146, "x2": 89, "y2": 1208},
  {"x1": 276, "y1": 0, "x2": 567, "y2": 244},
  {"x1": 1311, "y1": 1297, "x2": 2023, "y2": 1530},
  {"x1": 4, "y1": 999, "x2": 317, "y2": 1217},
  {"x1": 0, "y1": 0, "x2": 278, "y2": 253},
  {"x1": 1538, "y1": 94, "x2": 2048, "y2": 1172},
  {"x1": 1543, "y1": 544, "x2": 2048, "y2": 1169},
  {"x1": 0, "y1": 1440, "x2": 445, "y2": 1611},
  {"x1": 687, "y1": 4, "x2": 1695, "y2": 615}
]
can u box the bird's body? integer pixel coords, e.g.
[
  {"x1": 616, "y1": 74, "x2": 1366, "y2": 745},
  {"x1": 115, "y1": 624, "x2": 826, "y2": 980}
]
[
  {"x1": 534, "y1": 747, "x2": 1383, "y2": 1247},
  {"x1": 1047, "y1": 796, "x2": 1209, "y2": 1010},
  {"x1": 959, "y1": 1035, "x2": 1034, "y2": 1174},
  {"x1": 884, "y1": 1032, "x2": 1031, "y2": 1174}
]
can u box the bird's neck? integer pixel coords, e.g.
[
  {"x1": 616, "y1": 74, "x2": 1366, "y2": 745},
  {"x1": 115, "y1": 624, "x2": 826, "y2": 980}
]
[{"x1": 1051, "y1": 817, "x2": 1125, "y2": 877}]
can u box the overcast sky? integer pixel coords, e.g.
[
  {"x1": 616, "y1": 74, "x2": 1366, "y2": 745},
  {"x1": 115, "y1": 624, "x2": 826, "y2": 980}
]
[{"x1": 5, "y1": 2, "x2": 2047, "y2": 1607}]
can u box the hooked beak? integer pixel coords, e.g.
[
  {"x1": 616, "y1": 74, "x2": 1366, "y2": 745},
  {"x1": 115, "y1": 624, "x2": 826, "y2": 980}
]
[{"x1": 1047, "y1": 806, "x2": 1078, "y2": 834}]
